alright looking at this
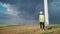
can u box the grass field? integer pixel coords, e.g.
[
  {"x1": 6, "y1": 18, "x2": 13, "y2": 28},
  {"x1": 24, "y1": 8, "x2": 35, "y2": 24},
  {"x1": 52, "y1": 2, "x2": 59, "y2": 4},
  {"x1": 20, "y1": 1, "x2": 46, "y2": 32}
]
[{"x1": 0, "y1": 24, "x2": 60, "y2": 34}]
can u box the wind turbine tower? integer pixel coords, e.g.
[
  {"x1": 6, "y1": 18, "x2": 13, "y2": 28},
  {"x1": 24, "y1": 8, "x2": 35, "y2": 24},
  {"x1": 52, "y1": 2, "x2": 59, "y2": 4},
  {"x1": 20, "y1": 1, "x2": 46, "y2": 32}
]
[{"x1": 44, "y1": 0, "x2": 49, "y2": 26}]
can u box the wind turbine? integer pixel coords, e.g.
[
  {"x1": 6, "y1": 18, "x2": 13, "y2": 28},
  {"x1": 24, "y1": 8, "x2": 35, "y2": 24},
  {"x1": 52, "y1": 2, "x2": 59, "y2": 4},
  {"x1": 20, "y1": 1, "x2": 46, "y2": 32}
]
[{"x1": 44, "y1": 0, "x2": 49, "y2": 26}]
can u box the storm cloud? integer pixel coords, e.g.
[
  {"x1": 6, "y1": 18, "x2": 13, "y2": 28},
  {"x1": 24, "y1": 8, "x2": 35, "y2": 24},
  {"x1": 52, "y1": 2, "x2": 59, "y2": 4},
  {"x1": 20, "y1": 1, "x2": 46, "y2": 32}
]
[
  {"x1": 0, "y1": 0, "x2": 44, "y2": 24},
  {"x1": 48, "y1": 0, "x2": 60, "y2": 24}
]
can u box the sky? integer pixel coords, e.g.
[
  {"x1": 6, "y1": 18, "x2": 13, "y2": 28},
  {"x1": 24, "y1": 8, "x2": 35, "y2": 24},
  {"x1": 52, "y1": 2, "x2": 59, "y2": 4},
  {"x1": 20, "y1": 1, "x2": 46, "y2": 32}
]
[
  {"x1": 0, "y1": 5, "x2": 7, "y2": 13},
  {"x1": 0, "y1": 0, "x2": 60, "y2": 24}
]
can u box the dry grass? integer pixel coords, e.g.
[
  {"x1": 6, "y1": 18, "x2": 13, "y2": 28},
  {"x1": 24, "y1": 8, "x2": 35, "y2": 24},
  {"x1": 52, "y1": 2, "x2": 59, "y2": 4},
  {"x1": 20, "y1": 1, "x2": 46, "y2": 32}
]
[{"x1": 0, "y1": 25, "x2": 60, "y2": 34}]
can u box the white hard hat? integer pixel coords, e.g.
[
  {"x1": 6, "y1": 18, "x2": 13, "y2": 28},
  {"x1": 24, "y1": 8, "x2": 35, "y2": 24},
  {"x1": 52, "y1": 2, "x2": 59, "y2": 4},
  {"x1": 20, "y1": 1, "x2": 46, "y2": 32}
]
[{"x1": 40, "y1": 11, "x2": 43, "y2": 14}]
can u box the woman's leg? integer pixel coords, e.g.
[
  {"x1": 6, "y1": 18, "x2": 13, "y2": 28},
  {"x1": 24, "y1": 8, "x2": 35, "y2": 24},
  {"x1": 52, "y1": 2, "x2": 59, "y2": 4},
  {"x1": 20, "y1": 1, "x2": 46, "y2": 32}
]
[
  {"x1": 40, "y1": 22, "x2": 42, "y2": 29},
  {"x1": 43, "y1": 23, "x2": 45, "y2": 29}
]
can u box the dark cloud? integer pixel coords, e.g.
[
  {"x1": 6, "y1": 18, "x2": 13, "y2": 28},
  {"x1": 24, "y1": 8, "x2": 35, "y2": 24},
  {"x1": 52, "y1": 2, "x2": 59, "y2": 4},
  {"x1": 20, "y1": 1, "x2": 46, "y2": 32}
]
[
  {"x1": 0, "y1": 0, "x2": 44, "y2": 24},
  {"x1": 0, "y1": 0, "x2": 17, "y2": 4},
  {"x1": 48, "y1": 0, "x2": 60, "y2": 24},
  {"x1": 0, "y1": 0, "x2": 44, "y2": 19}
]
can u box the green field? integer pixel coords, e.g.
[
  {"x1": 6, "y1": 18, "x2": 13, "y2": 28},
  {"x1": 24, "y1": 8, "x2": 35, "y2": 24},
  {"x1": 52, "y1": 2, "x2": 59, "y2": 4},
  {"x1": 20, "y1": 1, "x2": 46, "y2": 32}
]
[{"x1": 0, "y1": 24, "x2": 60, "y2": 34}]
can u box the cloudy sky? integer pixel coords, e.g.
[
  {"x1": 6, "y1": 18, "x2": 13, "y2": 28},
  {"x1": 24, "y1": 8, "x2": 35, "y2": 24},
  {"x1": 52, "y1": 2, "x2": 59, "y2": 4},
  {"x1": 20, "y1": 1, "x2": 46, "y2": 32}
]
[{"x1": 0, "y1": 0, "x2": 60, "y2": 24}]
